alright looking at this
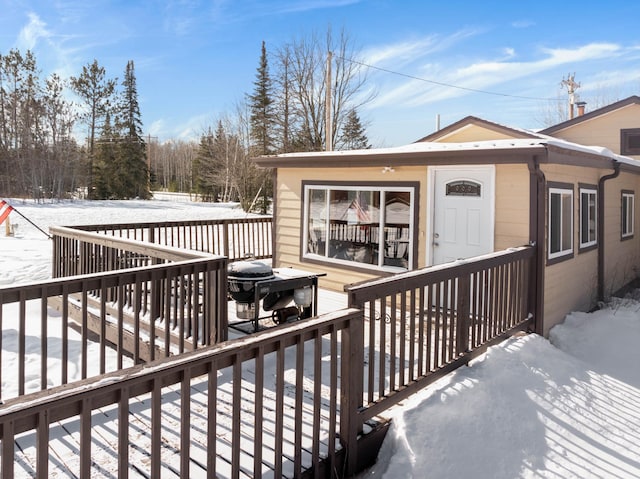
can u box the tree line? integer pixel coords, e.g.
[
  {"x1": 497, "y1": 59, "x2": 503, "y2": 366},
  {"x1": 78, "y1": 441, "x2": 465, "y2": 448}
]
[
  {"x1": 0, "y1": 51, "x2": 149, "y2": 200},
  {"x1": 0, "y1": 27, "x2": 371, "y2": 210}
]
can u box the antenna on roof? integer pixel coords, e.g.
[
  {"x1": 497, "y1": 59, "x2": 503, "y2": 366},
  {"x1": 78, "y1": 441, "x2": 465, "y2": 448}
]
[{"x1": 561, "y1": 73, "x2": 581, "y2": 120}]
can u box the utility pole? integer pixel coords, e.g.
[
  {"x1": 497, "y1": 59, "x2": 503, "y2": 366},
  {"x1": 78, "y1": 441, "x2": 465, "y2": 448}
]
[
  {"x1": 325, "y1": 51, "x2": 333, "y2": 151},
  {"x1": 561, "y1": 73, "x2": 581, "y2": 120}
]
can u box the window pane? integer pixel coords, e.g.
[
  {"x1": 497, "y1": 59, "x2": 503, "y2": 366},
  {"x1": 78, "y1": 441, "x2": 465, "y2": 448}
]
[
  {"x1": 549, "y1": 188, "x2": 573, "y2": 257},
  {"x1": 580, "y1": 193, "x2": 588, "y2": 244},
  {"x1": 623, "y1": 194, "x2": 634, "y2": 236},
  {"x1": 307, "y1": 189, "x2": 326, "y2": 254},
  {"x1": 561, "y1": 193, "x2": 573, "y2": 251},
  {"x1": 630, "y1": 196, "x2": 635, "y2": 234},
  {"x1": 580, "y1": 191, "x2": 596, "y2": 245},
  {"x1": 588, "y1": 193, "x2": 596, "y2": 242},
  {"x1": 328, "y1": 189, "x2": 378, "y2": 265},
  {"x1": 550, "y1": 192, "x2": 561, "y2": 253},
  {"x1": 629, "y1": 135, "x2": 640, "y2": 149},
  {"x1": 383, "y1": 191, "x2": 411, "y2": 267}
]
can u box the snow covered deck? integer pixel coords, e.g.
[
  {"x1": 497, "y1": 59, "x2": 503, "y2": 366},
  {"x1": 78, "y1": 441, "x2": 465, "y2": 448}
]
[{"x1": 6, "y1": 287, "x2": 352, "y2": 478}]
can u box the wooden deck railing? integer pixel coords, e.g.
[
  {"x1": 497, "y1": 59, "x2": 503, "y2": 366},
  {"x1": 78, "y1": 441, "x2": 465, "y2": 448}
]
[
  {"x1": 345, "y1": 245, "x2": 536, "y2": 423},
  {"x1": 64, "y1": 216, "x2": 272, "y2": 262},
  {"x1": 0, "y1": 308, "x2": 362, "y2": 478},
  {"x1": 50, "y1": 224, "x2": 215, "y2": 277},
  {"x1": 0, "y1": 256, "x2": 228, "y2": 402},
  {"x1": 0, "y1": 231, "x2": 537, "y2": 477}
]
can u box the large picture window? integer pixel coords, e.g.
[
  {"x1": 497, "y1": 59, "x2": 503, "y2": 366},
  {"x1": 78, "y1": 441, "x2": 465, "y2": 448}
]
[
  {"x1": 548, "y1": 186, "x2": 573, "y2": 261},
  {"x1": 579, "y1": 186, "x2": 597, "y2": 250},
  {"x1": 303, "y1": 183, "x2": 416, "y2": 271},
  {"x1": 622, "y1": 190, "x2": 635, "y2": 239}
]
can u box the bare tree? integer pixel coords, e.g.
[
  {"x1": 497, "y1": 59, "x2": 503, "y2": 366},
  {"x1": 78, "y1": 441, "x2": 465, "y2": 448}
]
[
  {"x1": 275, "y1": 26, "x2": 374, "y2": 152},
  {"x1": 152, "y1": 139, "x2": 196, "y2": 193},
  {"x1": 41, "y1": 73, "x2": 78, "y2": 198}
]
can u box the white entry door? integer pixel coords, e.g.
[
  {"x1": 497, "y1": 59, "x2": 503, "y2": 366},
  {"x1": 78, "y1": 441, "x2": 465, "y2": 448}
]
[{"x1": 431, "y1": 167, "x2": 495, "y2": 265}]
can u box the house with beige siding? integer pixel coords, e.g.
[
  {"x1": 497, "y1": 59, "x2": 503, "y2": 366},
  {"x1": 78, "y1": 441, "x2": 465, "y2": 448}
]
[
  {"x1": 541, "y1": 95, "x2": 640, "y2": 160},
  {"x1": 255, "y1": 97, "x2": 640, "y2": 336}
]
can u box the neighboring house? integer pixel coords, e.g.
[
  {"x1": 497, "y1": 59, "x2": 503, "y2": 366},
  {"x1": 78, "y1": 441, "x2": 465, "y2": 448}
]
[
  {"x1": 540, "y1": 95, "x2": 640, "y2": 160},
  {"x1": 255, "y1": 98, "x2": 640, "y2": 336}
]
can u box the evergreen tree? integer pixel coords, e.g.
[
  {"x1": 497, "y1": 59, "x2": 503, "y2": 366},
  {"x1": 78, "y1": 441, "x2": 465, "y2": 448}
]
[
  {"x1": 70, "y1": 59, "x2": 116, "y2": 199},
  {"x1": 192, "y1": 128, "x2": 217, "y2": 201},
  {"x1": 115, "y1": 60, "x2": 149, "y2": 199},
  {"x1": 248, "y1": 41, "x2": 275, "y2": 156},
  {"x1": 93, "y1": 112, "x2": 118, "y2": 199},
  {"x1": 339, "y1": 108, "x2": 370, "y2": 150},
  {"x1": 247, "y1": 41, "x2": 274, "y2": 213},
  {"x1": 211, "y1": 120, "x2": 232, "y2": 202}
]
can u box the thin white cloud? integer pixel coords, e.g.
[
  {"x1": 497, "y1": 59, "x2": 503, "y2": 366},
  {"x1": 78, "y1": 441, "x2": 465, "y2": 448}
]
[
  {"x1": 162, "y1": 0, "x2": 202, "y2": 35},
  {"x1": 363, "y1": 36, "x2": 440, "y2": 66},
  {"x1": 369, "y1": 42, "x2": 626, "y2": 109},
  {"x1": 502, "y1": 47, "x2": 516, "y2": 59},
  {"x1": 512, "y1": 20, "x2": 535, "y2": 29},
  {"x1": 540, "y1": 43, "x2": 621, "y2": 64},
  {"x1": 456, "y1": 43, "x2": 620, "y2": 78},
  {"x1": 581, "y1": 68, "x2": 640, "y2": 92},
  {"x1": 274, "y1": 0, "x2": 362, "y2": 14},
  {"x1": 152, "y1": 113, "x2": 214, "y2": 141},
  {"x1": 17, "y1": 12, "x2": 50, "y2": 50},
  {"x1": 363, "y1": 29, "x2": 482, "y2": 67}
]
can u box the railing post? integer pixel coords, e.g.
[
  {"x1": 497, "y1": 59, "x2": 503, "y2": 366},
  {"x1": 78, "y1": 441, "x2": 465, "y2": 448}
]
[
  {"x1": 527, "y1": 245, "x2": 539, "y2": 333},
  {"x1": 340, "y1": 310, "x2": 364, "y2": 475},
  {"x1": 456, "y1": 274, "x2": 471, "y2": 354},
  {"x1": 223, "y1": 220, "x2": 230, "y2": 259},
  {"x1": 205, "y1": 262, "x2": 228, "y2": 344},
  {"x1": 52, "y1": 234, "x2": 60, "y2": 278}
]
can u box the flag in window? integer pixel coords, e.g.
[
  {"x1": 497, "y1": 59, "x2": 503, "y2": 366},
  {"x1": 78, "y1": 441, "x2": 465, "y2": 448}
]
[{"x1": 352, "y1": 192, "x2": 370, "y2": 223}]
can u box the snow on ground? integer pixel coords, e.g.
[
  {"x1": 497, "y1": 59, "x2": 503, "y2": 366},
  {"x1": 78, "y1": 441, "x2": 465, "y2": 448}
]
[
  {"x1": 362, "y1": 301, "x2": 640, "y2": 478},
  {"x1": 1, "y1": 198, "x2": 640, "y2": 477},
  {"x1": 0, "y1": 197, "x2": 247, "y2": 285}
]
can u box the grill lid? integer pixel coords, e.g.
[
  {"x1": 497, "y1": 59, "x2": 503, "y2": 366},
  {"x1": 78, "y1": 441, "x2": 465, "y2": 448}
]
[{"x1": 227, "y1": 260, "x2": 274, "y2": 281}]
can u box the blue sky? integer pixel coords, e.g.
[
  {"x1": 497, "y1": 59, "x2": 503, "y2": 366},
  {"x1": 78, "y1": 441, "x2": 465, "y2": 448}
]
[{"x1": 1, "y1": 0, "x2": 639, "y2": 147}]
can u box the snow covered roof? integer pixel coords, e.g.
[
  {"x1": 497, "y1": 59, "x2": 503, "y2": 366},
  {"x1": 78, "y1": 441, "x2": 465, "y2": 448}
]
[
  {"x1": 415, "y1": 115, "x2": 544, "y2": 143},
  {"x1": 255, "y1": 136, "x2": 640, "y2": 170}
]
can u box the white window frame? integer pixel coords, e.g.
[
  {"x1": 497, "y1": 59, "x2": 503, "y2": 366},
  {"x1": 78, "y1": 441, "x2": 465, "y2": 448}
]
[
  {"x1": 548, "y1": 186, "x2": 574, "y2": 260},
  {"x1": 302, "y1": 184, "x2": 415, "y2": 272},
  {"x1": 579, "y1": 187, "x2": 597, "y2": 249},
  {"x1": 622, "y1": 191, "x2": 635, "y2": 239}
]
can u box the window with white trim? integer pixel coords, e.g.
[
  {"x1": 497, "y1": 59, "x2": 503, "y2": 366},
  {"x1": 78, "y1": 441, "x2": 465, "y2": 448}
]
[
  {"x1": 548, "y1": 186, "x2": 573, "y2": 260},
  {"x1": 579, "y1": 187, "x2": 597, "y2": 249},
  {"x1": 303, "y1": 184, "x2": 415, "y2": 271},
  {"x1": 622, "y1": 191, "x2": 635, "y2": 239}
]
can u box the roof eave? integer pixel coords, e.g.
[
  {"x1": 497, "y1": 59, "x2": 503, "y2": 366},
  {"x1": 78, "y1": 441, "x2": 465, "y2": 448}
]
[{"x1": 254, "y1": 146, "x2": 547, "y2": 168}]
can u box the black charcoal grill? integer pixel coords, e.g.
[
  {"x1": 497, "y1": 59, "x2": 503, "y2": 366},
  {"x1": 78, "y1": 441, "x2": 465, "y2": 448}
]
[{"x1": 227, "y1": 260, "x2": 275, "y2": 319}]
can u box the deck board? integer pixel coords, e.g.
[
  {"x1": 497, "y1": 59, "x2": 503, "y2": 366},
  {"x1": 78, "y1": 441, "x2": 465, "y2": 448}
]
[{"x1": 13, "y1": 288, "x2": 349, "y2": 478}]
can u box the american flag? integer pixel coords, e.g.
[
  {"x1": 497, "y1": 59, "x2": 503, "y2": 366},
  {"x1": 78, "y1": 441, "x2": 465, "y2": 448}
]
[
  {"x1": 0, "y1": 200, "x2": 13, "y2": 224},
  {"x1": 352, "y1": 192, "x2": 370, "y2": 223}
]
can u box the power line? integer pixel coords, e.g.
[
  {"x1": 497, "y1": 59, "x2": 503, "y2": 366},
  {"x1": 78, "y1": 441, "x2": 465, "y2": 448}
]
[{"x1": 338, "y1": 55, "x2": 563, "y2": 102}]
